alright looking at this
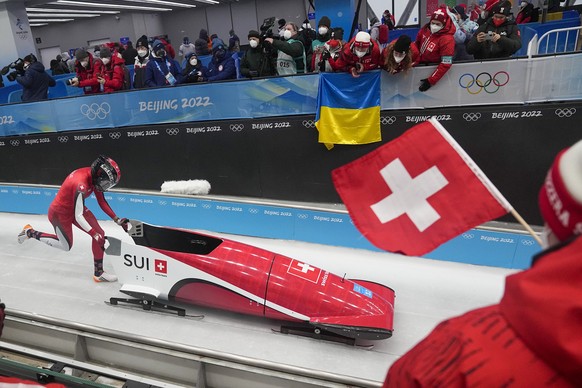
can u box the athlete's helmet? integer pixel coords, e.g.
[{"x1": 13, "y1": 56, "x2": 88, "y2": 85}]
[{"x1": 91, "y1": 155, "x2": 121, "y2": 192}]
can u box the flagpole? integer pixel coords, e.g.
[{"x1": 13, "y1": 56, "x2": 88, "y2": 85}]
[
  {"x1": 430, "y1": 118, "x2": 543, "y2": 247},
  {"x1": 510, "y1": 208, "x2": 543, "y2": 246}
]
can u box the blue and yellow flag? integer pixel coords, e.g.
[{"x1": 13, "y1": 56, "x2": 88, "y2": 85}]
[{"x1": 315, "y1": 71, "x2": 382, "y2": 148}]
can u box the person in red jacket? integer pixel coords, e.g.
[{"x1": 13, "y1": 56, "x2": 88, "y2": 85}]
[
  {"x1": 414, "y1": 7, "x2": 456, "y2": 92},
  {"x1": 331, "y1": 31, "x2": 382, "y2": 78},
  {"x1": 97, "y1": 47, "x2": 126, "y2": 93},
  {"x1": 69, "y1": 48, "x2": 103, "y2": 94},
  {"x1": 383, "y1": 139, "x2": 582, "y2": 387},
  {"x1": 17, "y1": 156, "x2": 129, "y2": 282}
]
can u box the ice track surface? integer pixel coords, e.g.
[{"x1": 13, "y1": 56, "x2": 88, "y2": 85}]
[{"x1": 0, "y1": 212, "x2": 516, "y2": 383}]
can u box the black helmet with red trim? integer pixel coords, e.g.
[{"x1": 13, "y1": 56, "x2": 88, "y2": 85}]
[{"x1": 91, "y1": 155, "x2": 121, "y2": 192}]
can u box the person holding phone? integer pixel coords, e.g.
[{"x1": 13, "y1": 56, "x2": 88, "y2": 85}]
[{"x1": 467, "y1": 0, "x2": 522, "y2": 59}]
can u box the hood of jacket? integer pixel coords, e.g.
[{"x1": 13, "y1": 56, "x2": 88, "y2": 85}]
[
  {"x1": 28, "y1": 61, "x2": 46, "y2": 73},
  {"x1": 499, "y1": 236, "x2": 582, "y2": 385}
]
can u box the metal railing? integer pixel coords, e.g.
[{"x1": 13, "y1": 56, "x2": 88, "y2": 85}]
[
  {"x1": 527, "y1": 25, "x2": 582, "y2": 57},
  {"x1": 0, "y1": 309, "x2": 380, "y2": 388}
]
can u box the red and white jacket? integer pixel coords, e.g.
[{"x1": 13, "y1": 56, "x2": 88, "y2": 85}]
[
  {"x1": 384, "y1": 236, "x2": 582, "y2": 387},
  {"x1": 414, "y1": 11, "x2": 456, "y2": 86},
  {"x1": 330, "y1": 36, "x2": 383, "y2": 73}
]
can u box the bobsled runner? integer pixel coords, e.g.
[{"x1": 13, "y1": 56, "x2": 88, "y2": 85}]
[{"x1": 104, "y1": 220, "x2": 395, "y2": 343}]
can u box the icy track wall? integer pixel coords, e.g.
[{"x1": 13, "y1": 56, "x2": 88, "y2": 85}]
[
  {"x1": 0, "y1": 102, "x2": 580, "y2": 226},
  {"x1": 1, "y1": 184, "x2": 539, "y2": 269}
]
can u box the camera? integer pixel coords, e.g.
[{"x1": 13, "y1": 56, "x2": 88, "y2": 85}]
[
  {"x1": 260, "y1": 16, "x2": 275, "y2": 39},
  {"x1": 484, "y1": 31, "x2": 494, "y2": 41},
  {"x1": 2, "y1": 58, "x2": 25, "y2": 82}
]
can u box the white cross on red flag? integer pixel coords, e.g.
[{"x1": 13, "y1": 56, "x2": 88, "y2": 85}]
[{"x1": 332, "y1": 118, "x2": 512, "y2": 256}]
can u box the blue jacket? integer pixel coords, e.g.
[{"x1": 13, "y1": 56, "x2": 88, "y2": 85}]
[
  {"x1": 144, "y1": 54, "x2": 183, "y2": 87},
  {"x1": 16, "y1": 62, "x2": 56, "y2": 102},
  {"x1": 205, "y1": 54, "x2": 236, "y2": 82}
]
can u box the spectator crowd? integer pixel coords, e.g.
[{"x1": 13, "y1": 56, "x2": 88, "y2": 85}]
[{"x1": 7, "y1": 0, "x2": 531, "y2": 101}]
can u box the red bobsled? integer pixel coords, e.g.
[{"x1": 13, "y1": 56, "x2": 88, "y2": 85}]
[{"x1": 105, "y1": 220, "x2": 395, "y2": 341}]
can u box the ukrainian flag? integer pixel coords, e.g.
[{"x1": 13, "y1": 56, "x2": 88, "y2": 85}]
[{"x1": 315, "y1": 71, "x2": 382, "y2": 147}]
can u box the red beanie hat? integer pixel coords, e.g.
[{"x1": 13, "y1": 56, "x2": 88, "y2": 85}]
[
  {"x1": 538, "y1": 140, "x2": 582, "y2": 242},
  {"x1": 430, "y1": 7, "x2": 449, "y2": 24}
]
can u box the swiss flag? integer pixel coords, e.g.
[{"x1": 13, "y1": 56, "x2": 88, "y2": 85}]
[
  {"x1": 154, "y1": 259, "x2": 167, "y2": 274},
  {"x1": 332, "y1": 118, "x2": 511, "y2": 256},
  {"x1": 287, "y1": 259, "x2": 322, "y2": 283}
]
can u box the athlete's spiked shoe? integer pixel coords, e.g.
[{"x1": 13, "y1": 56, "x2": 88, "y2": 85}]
[
  {"x1": 93, "y1": 272, "x2": 118, "y2": 283},
  {"x1": 17, "y1": 224, "x2": 33, "y2": 244}
]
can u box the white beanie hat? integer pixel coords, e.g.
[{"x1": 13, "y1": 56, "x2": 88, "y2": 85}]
[{"x1": 538, "y1": 139, "x2": 582, "y2": 241}]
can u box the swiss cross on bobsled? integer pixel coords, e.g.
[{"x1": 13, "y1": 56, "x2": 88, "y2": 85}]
[{"x1": 104, "y1": 220, "x2": 395, "y2": 341}]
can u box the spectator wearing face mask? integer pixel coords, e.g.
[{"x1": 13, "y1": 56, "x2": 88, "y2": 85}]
[
  {"x1": 382, "y1": 9, "x2": 396, "y2": 30},
  {"x1": 382, "y1": 34, "x2": 418, "y2": 75},
  {"x1": 16, "y1": 54, "x2": 56, "y2": 102},
  {"x1": 240, "y1": 30, "x2": 277, "y2": 78},
  {"x1": 331, "y1": 31, "x2": 382, "y2": 78},
  {"x1": 466, "y1": 1, "x2": 522, "y2": 59},
  {"x1": 477, "y1": 0, "x2": 503, "y2": 25},
  {"x1": 145, "y1": 40, "x2": 183, "y2": 87},
  {"x1": 414, "y1": 7, "x2": 456, "y2": 92},
  {"x1": 179, "y1": 36, "x2": 196, "y2": 58},
  {"x1": 133, "y1": 35, "x2": 150, "y2": 89},
  {"x1": 182, "y1": 52, "x2": 206, "y2": 83},
  {"x1": 264, "y1": 22, "x2": 307, "y2": 75},
  {"x1": 204, "y1": 38, "x2": 236, "y2": 81},
  {"x1": 69, "y1": 48, "x2": 104, "y2": 94},
  {"x1": 312, "y1": 35, "x2": 343, "y2": 73},
  {"x1": 96, "y1": 47, "x2": 125, "y2": 93},
  {"x1": 311, "y1": 16, "x2": 333, "y2": 67}
]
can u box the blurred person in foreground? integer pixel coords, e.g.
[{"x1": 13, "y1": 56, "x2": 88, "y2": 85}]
[
  {"x1": 15, "y1": 54, "x2": 56, "y2": 102},
  {"x1": 18, "y1": 156, "x2": 129, "y2": 283},
  {"x1": 383, "y1": 139, "x2": 582, "y2": 387}
]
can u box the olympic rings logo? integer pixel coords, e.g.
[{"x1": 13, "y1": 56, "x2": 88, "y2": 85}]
[
  {"x1": 10, "y1": 140, "x2": 20, "y2": 147},
  {"x1": 80, "y1": 103, "x2": 110, "y2": 120},
  {"x1": 381, "y1": 116, "x2": 396, "y2": 125},
  {"x1": 463, "y1": 112, "x2": 481, "y2": 121},
  {"x1": 459, "y1": 71, "x2": 509, "y2": 94},
  {"x1": 230, "y1": 124, "x2": 244, "y2": 131},
  {"x1": 57, "y1": 136, "x2": 69, "y2": 143},
  {"x1": 297, "y1": 214, "x2": 308, "y2": 219},
  {"x1": 302, "y1": 120, "x2": 315, "y2": 128},
  {"x1": 109, "y1": 132, "x2": 121, "y2": 140},
  {"x1": 249, "y1": 208, "x2": 259, "y2": 214},
  {"x1": 521, "y1": 239, "x2": 535, "y2": 246},
  {"x1": 462, "y1": 233, "x2": 474, "y2": 239},
  {"x1": 166, "y1": 128, "x2": 180, "y2": 136},
  {"x1": 555, "y1": 108, "x2": 576, "y2": 118}
]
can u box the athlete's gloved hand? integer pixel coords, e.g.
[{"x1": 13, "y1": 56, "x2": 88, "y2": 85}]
[
  {"x1": 419, "y1": 78, "x2": 432, "y2": 92},
  {"x1": 115, "y1": 217, "x2": 130, "y2": 231}
]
